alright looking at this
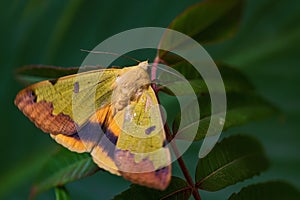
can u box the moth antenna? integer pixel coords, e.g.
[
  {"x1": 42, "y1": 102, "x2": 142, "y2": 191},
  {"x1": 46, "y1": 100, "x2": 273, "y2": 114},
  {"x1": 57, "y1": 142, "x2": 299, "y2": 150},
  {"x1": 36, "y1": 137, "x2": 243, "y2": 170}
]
[{"x1": 80, "y1": 49, "x2": 141, "y2": 64}]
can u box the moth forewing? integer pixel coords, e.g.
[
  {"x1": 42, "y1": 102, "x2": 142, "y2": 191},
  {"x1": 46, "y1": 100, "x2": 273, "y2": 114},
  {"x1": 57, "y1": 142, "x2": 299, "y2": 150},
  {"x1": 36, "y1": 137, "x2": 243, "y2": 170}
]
[{"x1": 114, "y1": 86, "x2": 171, "y2": 190}]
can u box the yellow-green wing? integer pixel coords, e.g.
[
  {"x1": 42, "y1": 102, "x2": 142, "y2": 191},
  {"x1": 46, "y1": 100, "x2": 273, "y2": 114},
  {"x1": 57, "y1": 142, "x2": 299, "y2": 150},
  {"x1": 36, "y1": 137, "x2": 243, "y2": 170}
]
[
  {"x1": 15, "y1": 66, "x2": 129, "y2": 176},
  {"x1": 15, "y1": 68, "x2": 119, "y2": 135},
  {"x1": 113, "y1": 86, "x2": 171, "y2": 190}
]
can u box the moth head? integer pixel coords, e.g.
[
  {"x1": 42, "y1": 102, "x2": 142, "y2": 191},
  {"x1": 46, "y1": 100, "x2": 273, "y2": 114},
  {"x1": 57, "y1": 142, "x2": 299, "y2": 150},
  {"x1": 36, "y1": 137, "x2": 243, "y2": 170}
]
[{"x1": 138, "y1": 60, "x2": 149, "y2": 70}]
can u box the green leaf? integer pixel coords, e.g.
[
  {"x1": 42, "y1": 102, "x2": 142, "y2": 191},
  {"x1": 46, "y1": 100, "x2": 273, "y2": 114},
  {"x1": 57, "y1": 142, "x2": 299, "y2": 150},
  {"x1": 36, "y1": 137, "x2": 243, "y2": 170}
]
[
  {"x1": 0, "y1": 147, "x2": 56, "y2": 199},
  {"x1": 173, "y1": 93, "x2": 276, "y2": 141},
  {"x1": 31, "y1": 148, "x2": 99, "y2": 197},
  {"x1": 55, "y1": 186, "x2": 71, "y2": 200},
  {"x1": 113, "y1": 177, "x2": 191, "y2": 200},
  {"x1": 160, "y1": 61, "x2": 269, "y2": 142},
  {"x1": 15, "y1": 65, "x2": 104, "y2": 84},
  {"x1": 195, "y1": 135, "x2": 269, "y2": 191},
  {"x1": 15, "y1": 65, "x2": 79, "y2": 84},
  {"x1": 158, "y1": 0, "x2": 244, "y2": 63},
  {"x1": 228, "y1": 181, "x2": 300, "y2": 200},
  {"x1": 168, "y1": 0, "x2": 243, "y2": 45},
  {"x1": 159, "y1": 61, "x2": 254, "y2": 96}
]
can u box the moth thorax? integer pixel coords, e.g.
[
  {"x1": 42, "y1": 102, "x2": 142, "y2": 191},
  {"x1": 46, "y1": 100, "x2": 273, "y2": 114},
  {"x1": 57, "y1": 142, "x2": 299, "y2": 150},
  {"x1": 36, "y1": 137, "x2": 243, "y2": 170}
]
[{"x1": 111, "y1": 67, "x2": 151, "y2": 114}]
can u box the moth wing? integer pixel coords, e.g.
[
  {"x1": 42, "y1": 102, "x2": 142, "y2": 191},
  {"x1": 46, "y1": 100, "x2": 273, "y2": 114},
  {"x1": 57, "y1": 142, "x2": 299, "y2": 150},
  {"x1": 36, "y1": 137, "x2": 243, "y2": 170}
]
[
  {"x1": 50, "y1": 133, "x2": 87, "y2": 153},
  {"x1": 15, "y1": 68, "x2": 119, "y2": 135},
  {"x1": 113, "y1": 86, "x2": 171, "y2": 190},
  {"x1": 15, "y1": 68, "x2": 120, "y2": 154},
  {"x1": 51, "y1": 104, "x2": 121, "y2": 175}
]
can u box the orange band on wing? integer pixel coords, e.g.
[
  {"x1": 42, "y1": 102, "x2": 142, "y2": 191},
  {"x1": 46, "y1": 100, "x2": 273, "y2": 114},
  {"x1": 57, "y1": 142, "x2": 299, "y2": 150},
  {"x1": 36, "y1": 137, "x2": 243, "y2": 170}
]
[
  {"x1": 89, "y1": 105, "x2": 121, "y2": 138},
  {"x1": 50, "y1": 133, "x2": 88, "y2": 153}
]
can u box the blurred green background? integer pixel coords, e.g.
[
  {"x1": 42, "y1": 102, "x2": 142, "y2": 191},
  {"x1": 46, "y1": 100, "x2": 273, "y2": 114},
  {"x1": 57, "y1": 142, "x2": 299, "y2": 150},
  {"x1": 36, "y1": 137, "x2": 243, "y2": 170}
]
[{"x1": 1, "y1": 0, "x2": 299, "y2": 199}]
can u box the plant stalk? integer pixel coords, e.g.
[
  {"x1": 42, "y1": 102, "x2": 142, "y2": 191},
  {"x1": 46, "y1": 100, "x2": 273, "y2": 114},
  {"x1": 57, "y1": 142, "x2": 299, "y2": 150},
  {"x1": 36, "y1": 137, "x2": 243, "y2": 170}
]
[
  {"x1": 152, "y1": 56, "x2": 201, "y2": 200},
  {"x1": 164, "y1": 124, "x2": 202, "y2": 200}
]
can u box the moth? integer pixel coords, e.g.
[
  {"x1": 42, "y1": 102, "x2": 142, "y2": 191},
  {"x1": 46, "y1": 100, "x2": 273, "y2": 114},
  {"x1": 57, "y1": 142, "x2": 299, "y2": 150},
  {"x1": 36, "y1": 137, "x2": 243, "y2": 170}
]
[{"x1": 14, "y1": 61, "x2": 171, "y2": 190}]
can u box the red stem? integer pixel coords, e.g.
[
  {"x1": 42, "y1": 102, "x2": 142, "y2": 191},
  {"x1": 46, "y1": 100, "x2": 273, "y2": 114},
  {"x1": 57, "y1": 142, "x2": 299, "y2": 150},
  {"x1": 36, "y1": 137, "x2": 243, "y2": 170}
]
[
  {"x1": 152, "y1": 56, "x2": 201, "y2": 200},
  {"x1": 164, "y1": 125, "x2": 201, "y2": 200}
]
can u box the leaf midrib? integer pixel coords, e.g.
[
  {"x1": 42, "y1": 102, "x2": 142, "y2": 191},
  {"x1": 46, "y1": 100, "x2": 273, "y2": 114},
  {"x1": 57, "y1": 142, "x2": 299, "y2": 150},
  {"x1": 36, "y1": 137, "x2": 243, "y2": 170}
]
[
  {"x1": 35, "y1": 156, "x2": 95, "y2": 189},
  {"x1": 160, "y1": 186, "x2": 191, "y2": 200},
  {"x1": 196, "y1": 151, "x2": 261, "y2": 187}
]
